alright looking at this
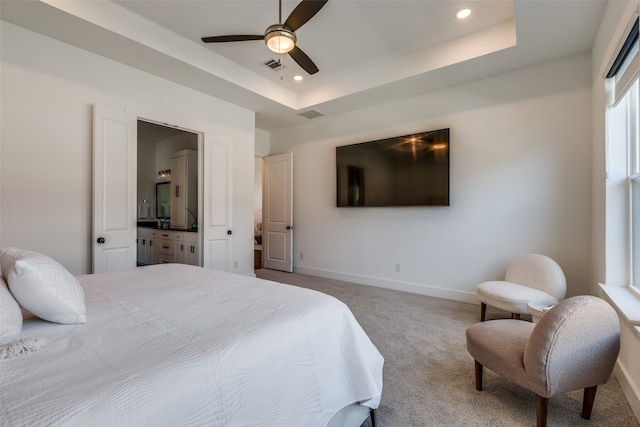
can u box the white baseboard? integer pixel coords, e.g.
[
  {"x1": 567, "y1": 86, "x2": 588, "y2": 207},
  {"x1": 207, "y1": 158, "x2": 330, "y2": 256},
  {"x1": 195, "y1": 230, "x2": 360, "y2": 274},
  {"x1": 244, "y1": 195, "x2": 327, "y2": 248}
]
[
  {"x1": 614, "y1": 361, "x2": 640, "y2": 423},
  {"x1": 293, "y1": 266, "x2": 479, "y2": 305}
]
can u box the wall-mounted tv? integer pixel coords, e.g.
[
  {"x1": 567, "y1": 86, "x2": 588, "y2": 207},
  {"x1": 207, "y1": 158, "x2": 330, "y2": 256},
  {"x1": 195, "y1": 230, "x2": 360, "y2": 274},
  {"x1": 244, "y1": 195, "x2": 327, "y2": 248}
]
[{"x1": 336, "y1": 128, "x2": 449, "y2": 207}]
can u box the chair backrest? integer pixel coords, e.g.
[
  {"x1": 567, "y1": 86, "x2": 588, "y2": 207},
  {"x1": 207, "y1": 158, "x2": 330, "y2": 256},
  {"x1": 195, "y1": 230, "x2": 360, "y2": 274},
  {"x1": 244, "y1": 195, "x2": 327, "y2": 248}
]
[
  {"x1": 523, "y1": 295, "x2": 620, "y2": 397},
  {"x1": 505, "y1": 254, "x2": 566, "y2": 299}
]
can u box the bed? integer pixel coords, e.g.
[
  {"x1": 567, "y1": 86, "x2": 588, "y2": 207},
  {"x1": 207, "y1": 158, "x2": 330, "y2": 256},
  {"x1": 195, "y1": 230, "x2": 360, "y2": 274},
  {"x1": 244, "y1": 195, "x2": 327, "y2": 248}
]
[{"x1": 0, "y1": 260, "x2": 383, "y2": 426}]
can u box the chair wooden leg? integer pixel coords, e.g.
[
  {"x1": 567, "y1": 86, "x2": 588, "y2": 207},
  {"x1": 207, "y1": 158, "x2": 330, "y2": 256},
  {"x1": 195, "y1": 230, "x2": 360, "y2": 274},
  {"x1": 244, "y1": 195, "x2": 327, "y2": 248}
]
[
  {"x1": 536, "y1": 395, "x2": 549, "y2": 427},
  {"x1": 582, "y1": 385, "x2": 598, "y2": 419},
  {"x1": 474, "y1": 360, "x2": 483, "y2": 391},
  {"x1": 480, "y1": 303, "x2": 487, "y2": 321}
]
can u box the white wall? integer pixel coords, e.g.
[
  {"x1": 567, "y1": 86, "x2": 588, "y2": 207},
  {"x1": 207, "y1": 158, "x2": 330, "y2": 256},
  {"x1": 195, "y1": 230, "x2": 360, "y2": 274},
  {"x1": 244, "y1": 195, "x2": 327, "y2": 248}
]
[
  {"x1": 271, "y1": 54, "x2": 593, "y2": 303},
  {"x1": 255, "y1": 128, "x2": 271, "y2": 157},
  {"x1": 0, "y1": 21, "x2": 256, "y2": 275},
  {"x1": 138, "y1": 130, "x2": 198, "y2": 220},
  {"x1": 137, "y1": 135, "x2": 157, "y2": 218},
  {"x1": 154, "y1": 133, "x2": 198, "y2": 174}
]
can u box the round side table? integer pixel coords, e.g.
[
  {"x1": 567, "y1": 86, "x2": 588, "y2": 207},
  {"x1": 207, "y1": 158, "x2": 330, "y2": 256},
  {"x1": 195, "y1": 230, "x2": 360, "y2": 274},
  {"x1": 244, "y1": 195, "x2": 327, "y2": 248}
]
[{"x1": 527, "y1": 302, "x2": 555, "y2": 323}]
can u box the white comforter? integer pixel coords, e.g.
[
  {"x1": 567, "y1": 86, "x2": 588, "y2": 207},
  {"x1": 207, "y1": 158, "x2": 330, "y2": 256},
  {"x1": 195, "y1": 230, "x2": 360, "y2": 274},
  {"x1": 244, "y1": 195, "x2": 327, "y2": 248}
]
[{"x1": 0, "y1": 264, "x2": 383, "y2": 426}]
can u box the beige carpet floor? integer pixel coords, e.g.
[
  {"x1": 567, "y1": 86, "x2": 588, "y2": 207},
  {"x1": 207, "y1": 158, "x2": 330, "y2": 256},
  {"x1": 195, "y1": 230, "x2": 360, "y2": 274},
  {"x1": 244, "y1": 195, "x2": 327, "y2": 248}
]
[{"x1": 255, "y1": 268, "x2": 639, "y2": 427}]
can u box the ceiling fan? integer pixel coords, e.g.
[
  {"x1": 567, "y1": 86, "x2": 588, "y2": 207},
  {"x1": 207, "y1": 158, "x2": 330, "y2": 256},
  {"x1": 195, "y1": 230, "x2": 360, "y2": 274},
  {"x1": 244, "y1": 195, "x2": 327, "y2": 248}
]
[{"x1": 201, "y1": 0, "x2": 328, "y2": 75}]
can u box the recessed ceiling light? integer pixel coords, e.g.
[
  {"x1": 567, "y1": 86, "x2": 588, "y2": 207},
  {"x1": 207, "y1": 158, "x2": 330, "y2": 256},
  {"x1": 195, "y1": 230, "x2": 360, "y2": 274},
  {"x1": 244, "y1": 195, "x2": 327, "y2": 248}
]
[
  {"x1": 456, "y1": 8, "x2": 471, "y2": 19},
  {"x1": 293, "y1": 75, "x2": 303, "y2": 82}
]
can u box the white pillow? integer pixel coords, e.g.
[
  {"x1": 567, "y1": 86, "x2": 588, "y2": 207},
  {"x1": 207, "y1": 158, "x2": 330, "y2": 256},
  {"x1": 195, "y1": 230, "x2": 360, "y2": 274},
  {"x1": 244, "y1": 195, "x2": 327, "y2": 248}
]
[
  {"x1": 0, "y1": 248, "x2": 86, "y2": 324},
  {"x1": 0, "y1": 275, "x2": 22, "y2": 344}
]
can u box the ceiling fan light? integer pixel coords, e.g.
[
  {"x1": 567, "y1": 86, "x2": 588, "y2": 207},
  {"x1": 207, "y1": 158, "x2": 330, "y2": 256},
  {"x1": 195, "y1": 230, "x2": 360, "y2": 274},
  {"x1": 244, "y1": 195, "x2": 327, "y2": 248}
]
[{"x1": 265, "y1": 25, "x2": 296, "y2": 53}]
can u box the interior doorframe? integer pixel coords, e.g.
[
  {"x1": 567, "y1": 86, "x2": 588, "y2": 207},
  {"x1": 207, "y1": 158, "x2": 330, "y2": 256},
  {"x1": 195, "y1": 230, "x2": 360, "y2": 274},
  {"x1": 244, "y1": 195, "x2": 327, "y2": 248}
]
[{"x1": 135, "y1": 115, "x2": 204, "y2": 267}]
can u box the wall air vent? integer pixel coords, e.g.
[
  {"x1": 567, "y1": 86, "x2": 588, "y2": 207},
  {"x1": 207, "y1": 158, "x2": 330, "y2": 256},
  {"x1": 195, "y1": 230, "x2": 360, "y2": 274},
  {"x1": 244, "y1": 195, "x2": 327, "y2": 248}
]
[
  {"x1": 264, "y1": 59, "x2": 284, "y2": 70},
  {"x1": 297, "y1": 109, "x2": 324, "y2": 120}
]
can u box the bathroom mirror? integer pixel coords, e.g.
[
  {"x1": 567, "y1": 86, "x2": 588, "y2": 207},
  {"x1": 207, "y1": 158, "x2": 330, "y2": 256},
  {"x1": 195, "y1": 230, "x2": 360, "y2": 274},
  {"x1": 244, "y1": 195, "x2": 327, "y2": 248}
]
[{"x1": 156, "y1": 182, "x2": 170, "y2": 219}]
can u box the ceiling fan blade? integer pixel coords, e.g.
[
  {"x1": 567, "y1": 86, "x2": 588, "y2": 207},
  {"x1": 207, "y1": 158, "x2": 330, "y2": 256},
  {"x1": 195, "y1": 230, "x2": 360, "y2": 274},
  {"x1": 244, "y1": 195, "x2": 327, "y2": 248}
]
[
  {"x1": 284, "y1": 0, "x2": 328, "y2": 32},
  {"x1": 288, "y1": 46, "x2": 319, "y2": 74},
  {"x1": 202, "y1": 35, "x2": 264, "y2": 43}
]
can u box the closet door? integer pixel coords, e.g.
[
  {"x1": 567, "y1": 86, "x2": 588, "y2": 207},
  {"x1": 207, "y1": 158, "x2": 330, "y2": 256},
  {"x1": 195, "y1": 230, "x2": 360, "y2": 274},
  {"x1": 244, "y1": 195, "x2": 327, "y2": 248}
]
[
  {"x1": 92, "y1": 104, "x2": 137, "y2": 273},
  {"x1": 202, "y1": 133, "x2": 232, "y2": 271}
]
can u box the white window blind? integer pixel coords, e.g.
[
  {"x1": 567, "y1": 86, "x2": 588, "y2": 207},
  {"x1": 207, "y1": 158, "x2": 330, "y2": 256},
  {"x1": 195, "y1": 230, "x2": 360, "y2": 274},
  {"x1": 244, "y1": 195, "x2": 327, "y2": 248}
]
[{"x1": 607, "y1": 17, "x2": 639, "y2": 106}]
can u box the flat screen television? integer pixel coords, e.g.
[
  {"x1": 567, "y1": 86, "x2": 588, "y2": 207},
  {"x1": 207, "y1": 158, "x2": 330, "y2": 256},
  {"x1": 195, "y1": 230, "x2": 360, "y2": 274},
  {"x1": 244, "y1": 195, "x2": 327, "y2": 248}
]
[{"x1": 336, "y1": 128, "x2": 449, "y2": 207}]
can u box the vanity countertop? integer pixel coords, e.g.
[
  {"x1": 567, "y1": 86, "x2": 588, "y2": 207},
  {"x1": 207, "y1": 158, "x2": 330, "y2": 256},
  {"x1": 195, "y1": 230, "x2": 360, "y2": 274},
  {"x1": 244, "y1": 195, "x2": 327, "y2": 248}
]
[{"x1": 137, "y1": 222, "x2": 197, "y2": 233}]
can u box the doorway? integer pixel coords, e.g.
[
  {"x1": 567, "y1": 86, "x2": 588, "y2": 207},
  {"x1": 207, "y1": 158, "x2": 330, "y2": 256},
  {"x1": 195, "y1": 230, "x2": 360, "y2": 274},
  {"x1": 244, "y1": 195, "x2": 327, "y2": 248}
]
[
  {"x1": 136, "y1": 120, "x2": 200, "y2": 265},
  {"x1": 261, "y1": 153, "x2": 294, "y2": 273},
  {"x1": 93, "y1": 104, "x2": 233, "y2": 273},
  {"x1": 254, "y1": 157, "x2": 264, "y2": 270}
]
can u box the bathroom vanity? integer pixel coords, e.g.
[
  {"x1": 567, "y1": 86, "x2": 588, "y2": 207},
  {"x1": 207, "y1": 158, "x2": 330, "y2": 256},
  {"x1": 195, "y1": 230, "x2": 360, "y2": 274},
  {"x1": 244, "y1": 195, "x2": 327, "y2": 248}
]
[{"x1": 137, "y1": 227, "x2": 200, "y2": 266}]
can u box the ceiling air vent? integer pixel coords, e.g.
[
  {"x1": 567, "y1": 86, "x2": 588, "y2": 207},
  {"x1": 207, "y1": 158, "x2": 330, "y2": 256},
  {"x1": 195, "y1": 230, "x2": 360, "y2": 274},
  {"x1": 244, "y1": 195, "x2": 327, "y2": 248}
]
[
  {"x1": 297, "y1": 109, "x2": 324, "y2": 120},
  {"x1": 263, "y1": 59, "x2": 284, "y2": 70}
]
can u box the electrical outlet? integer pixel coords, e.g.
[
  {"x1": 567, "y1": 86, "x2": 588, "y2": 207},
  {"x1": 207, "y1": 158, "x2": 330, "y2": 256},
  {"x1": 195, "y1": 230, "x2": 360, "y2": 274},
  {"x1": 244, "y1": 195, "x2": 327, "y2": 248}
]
[
  {"x1": 395, "y1": 263, "x2": 401, "y2": 272},
  {"x1": 300, "y1": 252, "x2": 304, "y2": 260},
  {"x1": 234, "y1": 261, "x2": 239, "y2": 269}
]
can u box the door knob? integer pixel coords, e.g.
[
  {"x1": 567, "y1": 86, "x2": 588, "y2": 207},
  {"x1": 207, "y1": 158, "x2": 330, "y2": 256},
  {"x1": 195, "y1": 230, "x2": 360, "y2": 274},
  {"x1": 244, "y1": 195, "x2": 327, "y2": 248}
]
[
  {"x1": 97, "y1": 237, "x2": 106, "y2": 244},
  {"x1": 286, "y1": 226, "x2": 293, "y2": 230},
  {"x1": 227, "y1": 230, "x2": 232, "y2": 235}
]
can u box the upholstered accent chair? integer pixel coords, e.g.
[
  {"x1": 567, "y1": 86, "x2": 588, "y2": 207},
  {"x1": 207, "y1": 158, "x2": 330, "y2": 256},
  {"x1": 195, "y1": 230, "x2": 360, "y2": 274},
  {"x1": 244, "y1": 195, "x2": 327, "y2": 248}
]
[
  {"x1": 476, "y1": 254, "x2": 566, "y2": 321},
  {"x1": 466, "y1": 295, "x2": 620, "y2": 427}
]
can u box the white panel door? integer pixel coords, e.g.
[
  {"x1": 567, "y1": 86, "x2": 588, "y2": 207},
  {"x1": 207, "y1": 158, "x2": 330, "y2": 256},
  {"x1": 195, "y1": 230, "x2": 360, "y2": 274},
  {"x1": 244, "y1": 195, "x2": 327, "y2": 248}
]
[
  {"x1": 263, "y1": 153, "x2": 293, "y2": 272},
  {"x1": 202, "y1": 133, "x2": 232, "y2": 271},
  {"x1": 92, "y1": 104, "x2": 137, "y2": 273}
]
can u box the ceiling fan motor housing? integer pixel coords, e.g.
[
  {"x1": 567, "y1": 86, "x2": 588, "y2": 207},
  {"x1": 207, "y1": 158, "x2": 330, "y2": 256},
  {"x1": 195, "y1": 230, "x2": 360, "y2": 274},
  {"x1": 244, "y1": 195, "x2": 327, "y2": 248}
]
[{"x1": 264, "y1": 24, "x2": 297, "y2": 53}]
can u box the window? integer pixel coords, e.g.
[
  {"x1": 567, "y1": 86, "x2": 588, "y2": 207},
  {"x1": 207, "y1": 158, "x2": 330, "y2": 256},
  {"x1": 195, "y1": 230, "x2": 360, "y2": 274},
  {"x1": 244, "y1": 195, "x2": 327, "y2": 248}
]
[
  {"x1": 628, "y1": 81, "x2": 640, "y2": 288},
  {"x1": 606, "y1": 16, "x2": 639, "y2": 290}
]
